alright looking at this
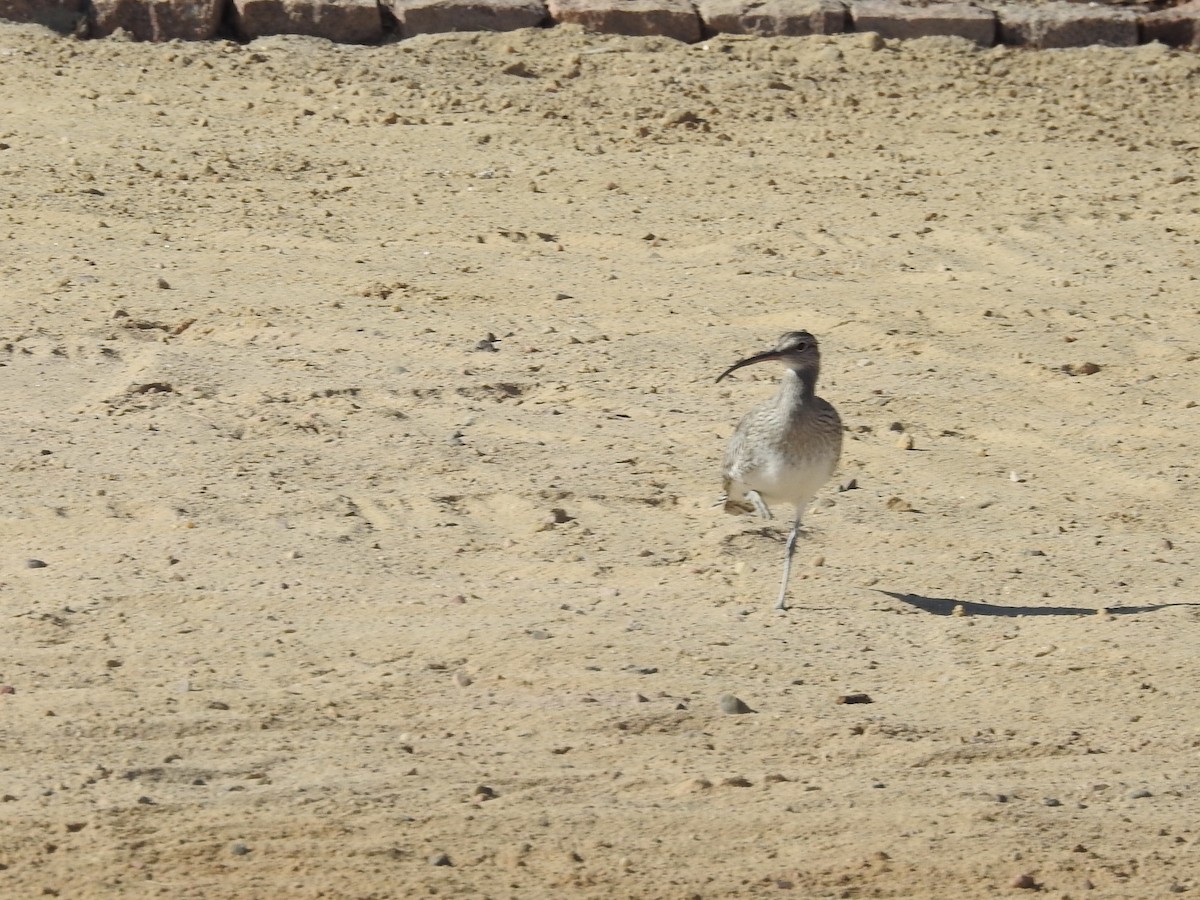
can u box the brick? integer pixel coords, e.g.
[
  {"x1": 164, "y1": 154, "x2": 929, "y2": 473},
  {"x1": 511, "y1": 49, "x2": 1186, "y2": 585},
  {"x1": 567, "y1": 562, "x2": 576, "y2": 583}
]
[
  {"x1": 390, "y1": 0, "x2": 548, "y2": 36},
  {"x1": 547, "y1": 0, "x2": 703, "y2": 42},
  {"x1": 997, "y1": 2, "x2": 1137, "y2": 48},
  {"x1": 231, "y1": 0, "x2": 383, "y2": 42},
  {"x1": 696, "y1": 0, "x2": 847, "y2": 35},
  {"x1": 850, "y1": 0, "x2": 995, "y2": 45},
  {"x1": 90, "y1": 0, "x2": 223, "y2": 40},
  {"x1": 1140, "y1": 0, "x2": 1200, "y2": 48},
  {"x1": 0, "y1": 0, "x2": 86, "y2": 33}
]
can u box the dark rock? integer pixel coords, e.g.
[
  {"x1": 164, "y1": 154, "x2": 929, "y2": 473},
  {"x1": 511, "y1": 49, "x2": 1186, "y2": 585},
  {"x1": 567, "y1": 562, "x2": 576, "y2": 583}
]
[
  {"x1": 998, "y1": 2, "x2": 1136, "y2": 48},
  {"x1": 389, "y1": 0, "x2": 546, "y2": 36},
  {"x1": 850, "y1": 0, "x2": 995, "y2": 44},
  {"x1": 230, "y1": 0, "x2": 383, "y2": 43},
  {"x1": 696, "y1": 0, "x2": 847, "y2": 36},
  {"x1": 547, "y1": 0, "x2": 702, "y2": 42}
]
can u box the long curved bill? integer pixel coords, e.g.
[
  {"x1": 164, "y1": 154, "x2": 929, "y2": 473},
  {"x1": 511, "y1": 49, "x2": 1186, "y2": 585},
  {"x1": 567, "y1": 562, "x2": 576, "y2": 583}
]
[{"x1": 716, "y1": 349, "x2": 782, "y2": 383}]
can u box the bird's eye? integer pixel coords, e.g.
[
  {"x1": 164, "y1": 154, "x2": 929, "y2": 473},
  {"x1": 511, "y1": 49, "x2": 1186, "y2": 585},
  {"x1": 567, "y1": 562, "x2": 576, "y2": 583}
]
[{"x1": 795, "y1": 342, "x2": 807, "y2": 351}]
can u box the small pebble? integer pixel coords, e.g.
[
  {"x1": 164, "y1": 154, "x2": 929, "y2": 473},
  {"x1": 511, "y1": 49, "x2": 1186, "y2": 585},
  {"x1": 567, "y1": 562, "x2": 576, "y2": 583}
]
[
  {"x1": 719, "y1": 693, "x2": 753, "y2": 715},
  {"x1": 632, "y1": 692, "x2": 649, "y2": 703},
  {"x1": 156, "y1": 276, "x2": 171, "y2": 290},
  {"x1": 1130, "y1": 788, "x2": 1153, "y2": 799},
  {"x1": 454, "y1": 671, "x2": 473, "y2": 687},
  {"x1": 1011, "y1": 873, "x2": 1038, "y2": 890},
  {"x1": 951, "y1": 603, "x2": 967, "y2": 617},
  {"x1": 838, "y1": 477, "x2": 858, "y2": 492},
  {"x1": 230, "y1": 842, "x2": 250, "y2": 856},
  {"x1": 25, "y1": 559, "x2": 48, "y2": 569},
  {"x1": 1043, "y1": 797, "x2": 1062, "y2": 807},
  {"x1": 429, "y1": 851, "x2": 452, "y2": 867},
  {"x1": 897, "y1": 434, "x2": 915, "y2": 450},
  {"x1": 836, "y1": 693, "x2": 873, "y2": 705},
  {"x1": 885, "y1": 496, "x2": 913, "y2": 512}
]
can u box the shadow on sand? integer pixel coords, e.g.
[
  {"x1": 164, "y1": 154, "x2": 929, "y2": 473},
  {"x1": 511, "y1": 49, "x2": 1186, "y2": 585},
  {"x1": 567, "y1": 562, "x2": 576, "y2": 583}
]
[{"x1": 876, "y1": 590, "x2": 1199, "y2": 619}]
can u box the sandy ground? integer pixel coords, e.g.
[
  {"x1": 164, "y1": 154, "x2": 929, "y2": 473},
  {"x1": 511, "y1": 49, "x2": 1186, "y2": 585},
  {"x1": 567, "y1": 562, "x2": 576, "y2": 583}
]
[{"x1": 2, "y1": 20, "x2": 1200, "y2": 898}]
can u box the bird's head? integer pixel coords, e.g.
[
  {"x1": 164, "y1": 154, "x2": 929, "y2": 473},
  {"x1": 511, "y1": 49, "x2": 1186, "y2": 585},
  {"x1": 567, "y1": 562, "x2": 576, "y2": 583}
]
[{"x1": 716, "y1": 331, "x2": 820, "y2": 383}]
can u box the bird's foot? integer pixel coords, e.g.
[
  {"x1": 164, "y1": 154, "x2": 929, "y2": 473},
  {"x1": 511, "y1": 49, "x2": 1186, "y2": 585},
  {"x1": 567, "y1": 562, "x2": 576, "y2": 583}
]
[{"x1": 747, "y1": 490, "x2": 772, "y2": 520}]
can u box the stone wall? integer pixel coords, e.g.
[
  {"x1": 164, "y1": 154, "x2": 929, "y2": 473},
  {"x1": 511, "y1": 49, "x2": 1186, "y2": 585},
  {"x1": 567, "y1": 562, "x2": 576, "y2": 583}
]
[{"x1": 1, "y1": 0, "x2": 1197, "y2": 48}]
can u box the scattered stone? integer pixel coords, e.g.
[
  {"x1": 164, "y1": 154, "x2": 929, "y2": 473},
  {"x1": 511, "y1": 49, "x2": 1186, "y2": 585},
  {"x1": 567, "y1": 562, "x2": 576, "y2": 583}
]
[
  {"x1": 673, "y1": 776, "x2": 713, "y2": 794},
  {"x1": 526, "y1": 629, "x2": 551, "y2": 640},
  {"x1": 951, "y1": 603, "x2": 967, "y2": 618},
  {"x1": 896, "y1": 434, "x2": 915, "y2": 450},
  {"x1": 429, "y1": 851, "x2": 452, "y2": 866},
  {"x1": 155, "y1": 276, "x2": 171, "y2": 290},
  {"x1": 500, "y1": 60, "x2": 539, "y2": 77},
  {"x1": 1043, "y1": 797, "x2": 1062, "y2": 807},
  {"x1": 717, "y1": 775, "x2": 753, "y2": 788},
  {"x1": 836, "y1": 692, "x2": 873, "y2": 705},
  {"x1": 0, "y1": 685, "x2": 14, "y2": 696},
  {"x1": 1062, "y1": 361, "x2": 1101, "y2": 376},
  {"x1": 207, "y1": 700, "x2": 230, "y2": 710},
  {"x1": 632, "y1": 692, "x2": 649, "y2": 703},
  {"x1": 25, "y1": 559, "x2": 48, "y2": 569},
  {"x1": 104, "y1": 659, "x2": 123, "y2": 669},
  {"x1": 473, "y1": 784, "x2": 497, "y2": 800},
  {"x1": 1011, "y1": 873, "x2": 1039, "y2": 890},
  {"x1": 838, "y1": 477, "x2": 858, "y2": 492},
  {"x1": 230, "y1": 841, "x2": 250, "y2": 856},
  {"x1": 885, "y1": 496, "x2": 913, "y2": 512},
  {"x1": 454, "y1": 671, "x2": 473, "y2": 687},
  {"x1": 1130, "y1": 788, "x2": 1153, "y2": 799},
  {"x1": 719, "y1": 693, "x2": 753, "y2": 714}
]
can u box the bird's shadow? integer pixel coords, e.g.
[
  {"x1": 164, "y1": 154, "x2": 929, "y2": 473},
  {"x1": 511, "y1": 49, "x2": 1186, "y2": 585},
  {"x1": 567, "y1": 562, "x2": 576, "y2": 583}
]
[{"x1": 876, "y1": 590, "x2": 1200, "y2": 618}]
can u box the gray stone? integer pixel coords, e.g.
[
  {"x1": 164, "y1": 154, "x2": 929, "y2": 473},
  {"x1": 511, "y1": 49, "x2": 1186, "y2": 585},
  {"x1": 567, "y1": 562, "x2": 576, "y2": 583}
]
[
  {"x1": 1140, "y1": 0, "x2": 1200, "y2": 49},
  {"x1": 850, "y1": 0, "x2": 995, "y2": 45},
  {"x1": 997, "y1": 2, "x2": 1137, "y2": 48},
  {"x1": 390, "y1": 0, "x2": 547, "y2": 36},
  {"x1": 231, "y1": 0, "x2": 383, "y2": 43},
  {"x1": 90, "y1": 0, "x2": 222, "y2": 41},
  {"x1": 719, "y1": 693, "x2": 754, "y2": 714},
  {"x1": 696, "y1": 0, "x2": 847, "y2": 36},
  {"x1": 547, "y1": 0, "x2": 703, "y2": 42}
]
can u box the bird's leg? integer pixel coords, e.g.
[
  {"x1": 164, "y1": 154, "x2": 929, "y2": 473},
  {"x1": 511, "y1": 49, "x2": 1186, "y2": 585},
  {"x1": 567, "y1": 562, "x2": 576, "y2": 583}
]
[
  {"x1": 746, "y1": 490, "x2": 772, "y2": 520},
  {"x1": 775, "y1": 510, "x2": 803, "y2": 611}
]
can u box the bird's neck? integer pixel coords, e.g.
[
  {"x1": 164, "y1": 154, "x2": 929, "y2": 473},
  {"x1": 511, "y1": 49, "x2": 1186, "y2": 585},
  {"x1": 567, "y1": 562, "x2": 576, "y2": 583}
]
[{"x1": 780, "y1": 366, "x2": 818, "y2": 406}]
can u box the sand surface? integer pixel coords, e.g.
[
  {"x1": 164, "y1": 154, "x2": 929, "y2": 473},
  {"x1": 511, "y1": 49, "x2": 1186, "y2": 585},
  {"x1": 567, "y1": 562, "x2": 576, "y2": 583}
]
[{"x1": 2, "y1": 21, "x2": 1200, "y2": 898}]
